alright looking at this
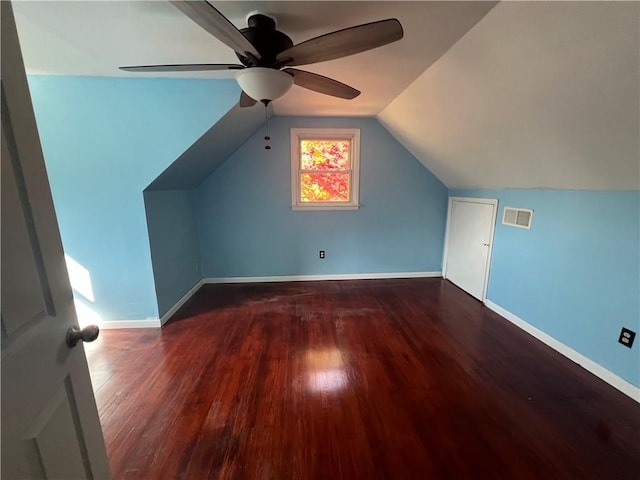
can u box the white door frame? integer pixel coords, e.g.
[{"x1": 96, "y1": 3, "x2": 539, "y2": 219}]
[{"x1": 442, "y1": 196, "x2": 498, "y2": 303}]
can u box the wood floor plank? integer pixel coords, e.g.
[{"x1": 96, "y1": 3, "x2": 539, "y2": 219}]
[{"x1": 84, "y1": 278, "x2": 640, "y2": 479}]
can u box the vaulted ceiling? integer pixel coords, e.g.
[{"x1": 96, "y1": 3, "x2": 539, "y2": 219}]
[
  {"x1": 379, "y1": 1, "x2": 639, "y2": 190},
  {"x1": 12, "y1": 1, "x2": 639, "y2": 190},
  {"x1": 12, "y1": 1, "x2": 496, "y2": 116}
]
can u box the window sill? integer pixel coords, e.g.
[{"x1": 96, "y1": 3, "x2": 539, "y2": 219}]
[{"x1": 291, "y1": 204, "x2": 360, "y2": 211}]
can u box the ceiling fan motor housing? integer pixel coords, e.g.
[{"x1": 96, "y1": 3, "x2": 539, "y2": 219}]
[
  {"x1": 237, "y1": 14, "x2": 293, "y2": 67},
  {"x1": 121, "y1": 3, "x2": 403, "y2": 105}
]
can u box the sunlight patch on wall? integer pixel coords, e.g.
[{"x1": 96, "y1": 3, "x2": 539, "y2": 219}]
[
  {"x1": 65, "y1": 253, "x2": 95, "y2": 302},
  {"x1": 65, "y1": 254, "x2": 101, "y2": 328},
  {"x1": 73, "y1": 298, "x2": 102, "y2": 329}
]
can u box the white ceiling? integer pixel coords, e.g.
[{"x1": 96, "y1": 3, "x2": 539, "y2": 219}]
[
  {"x1": 12, "y1": 1, "x2": 496, "y2": 116},
  {"x1": 379, "y1": 1, "x2": 640, "y2": 190},
  {"x1": 12, "y1": 1, "x2": 639, "y2": 190}
]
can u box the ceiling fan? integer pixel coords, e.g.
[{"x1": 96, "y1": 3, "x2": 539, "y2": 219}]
[{"x1": 120, "y1": 1, "x2": 404, "y2": 107}]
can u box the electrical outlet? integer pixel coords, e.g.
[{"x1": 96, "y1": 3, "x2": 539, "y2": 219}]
[
  {"x1": 618, "y1": 328, "x2": 636, "y2": 348},
  {"x1": 319, "y1": 250, "x2": 325, "y2": 259}
]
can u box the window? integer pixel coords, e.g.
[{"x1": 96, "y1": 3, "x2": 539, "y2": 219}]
[{"x1": 290, "y1": 128, "x2": 360, "y2": 210}]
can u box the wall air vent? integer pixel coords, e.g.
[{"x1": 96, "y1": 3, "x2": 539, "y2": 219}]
[{"x1": 502, "y1": 207, "x2": 533, "y2": 229}]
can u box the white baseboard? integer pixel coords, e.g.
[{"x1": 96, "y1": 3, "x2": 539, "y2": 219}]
[
  {"x1": 101, "y1": 319, "x2": 161, "y2": 329},
  {"x1": 485, "y1": 300, "x2": 640, "y2": 403},
  {"x1": 159, "y1": 278, "x2": 206, "y2": 326},
  {"x1": 204, "y1": 271, "x2": 441, "y2": 284},
  {"x1": 102, "y1": 279, "x2": 207, "y2": 329},
  {"x1": 156, "y1": 273, "x2": 440, "y2": 327}
]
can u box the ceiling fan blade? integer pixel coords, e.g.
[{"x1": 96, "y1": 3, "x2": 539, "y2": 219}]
[
  {"x1": 239, "y1": 90, "x2": 257, "y2": 108},
  {"x1": 283, "y1": 68, "x2": 360, "y2": 100},
  {"x1": 170, "y1": 1, "x2": 261, "y2": 60},
  {"x1": 119, "y1": 63, "x2": 244, "y2": 72},
  {"x1": 276, "y1": 19, "x2": 403, "y2": 67}
]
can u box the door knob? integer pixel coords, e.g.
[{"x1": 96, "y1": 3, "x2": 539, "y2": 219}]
[{"x1": 66, "y1": 325, "x2": 100, "y2": 347}]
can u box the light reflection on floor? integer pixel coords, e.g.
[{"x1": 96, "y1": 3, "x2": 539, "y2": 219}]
[{"x1": 305, "y1": 349, "x2": 348, "y2": 393}]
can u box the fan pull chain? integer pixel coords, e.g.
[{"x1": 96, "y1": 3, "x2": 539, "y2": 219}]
[{"x1": 264, "y1": 102, "x2": 271, "y2": 150}]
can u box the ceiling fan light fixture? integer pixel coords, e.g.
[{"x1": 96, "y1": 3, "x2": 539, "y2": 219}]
[{"x1": 236, "y1": 67, "x2": 293, "y2": 103}]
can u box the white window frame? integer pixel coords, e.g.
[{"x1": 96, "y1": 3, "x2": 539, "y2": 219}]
[{"x1": 290, "y1": 128, "x2": 360, "y2": 211}]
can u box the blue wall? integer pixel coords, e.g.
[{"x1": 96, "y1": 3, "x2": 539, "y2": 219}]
[
  {"x1": 195, "y1": 116, "x2": 448, "y2": 278},
  {"x1": 144, "y1": 190, "x2": 201, "y2": 319},
  {"x1": 30, "y1": 72, "x2": 636, "y2": 392},
  {"x1": 28, "y1": 75, "x2": 239, "y2": 321},
  {"x1": 451, "y1": 188, "x2": 640, "y2": 387}
]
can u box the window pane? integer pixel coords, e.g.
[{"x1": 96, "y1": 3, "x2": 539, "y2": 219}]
[
  {"x1": 301, "y1": 173, "x2": 350, "y2": 202},
  {"x1": 300, "y1": 140, "x2": 350, "y2": 170}
]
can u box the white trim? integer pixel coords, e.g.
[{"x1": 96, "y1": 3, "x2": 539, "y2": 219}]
[
  {"x1": 159, "y1": 278, "x2": 206, "y2": 326},
  {"x1": 119, "y1": 273, "x2": 441, "y2": 329},
  {"x1": 101, "y1": 319, "x2": 161, "y2": 329},
  {"x1": 443, "y1": 196, "x2": 498, "y2": 302},
  {"x1": 291, "y1": 204, "x2": 360, "y2": 211},
  {"x1": 290, "y1": 128, "x2": 361, "y2": 210},
  {"x1": 485, "y1": 300, "x2": 640, "y2": 403},
  {"x1": 204, "y1": 271, "x2": 441, "y2": 284}
]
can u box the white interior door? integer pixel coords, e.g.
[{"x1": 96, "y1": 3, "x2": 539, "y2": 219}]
[
  {"x1": 1, "y1": 2, "x2": 111, "y2": 478},
  {"x1": 444, "y1": 197, "x2": 497, "y2": 301}
]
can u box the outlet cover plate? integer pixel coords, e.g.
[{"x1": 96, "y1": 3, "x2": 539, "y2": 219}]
[{"x1": 618, "y1": 328, "x2": 636, "y2": 348}]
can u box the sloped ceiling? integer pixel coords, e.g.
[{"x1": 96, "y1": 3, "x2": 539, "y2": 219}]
[
  {"x1": 12, "y1": 1, "x2": 496, "y2": 116},
  {"x1": 378, "y1": 1, "x2": 640, "y2": 190},
  {"x1": 13, "y1": 1, "x2": 639, "y2": 190},
  {"x1": 146, "y1": 102, "x2": 269, "y2": 190}
]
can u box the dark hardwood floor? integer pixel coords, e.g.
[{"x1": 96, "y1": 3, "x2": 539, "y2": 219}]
[{"x1": 85, "y1": 278, "x2": 640, "y2": 479}]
